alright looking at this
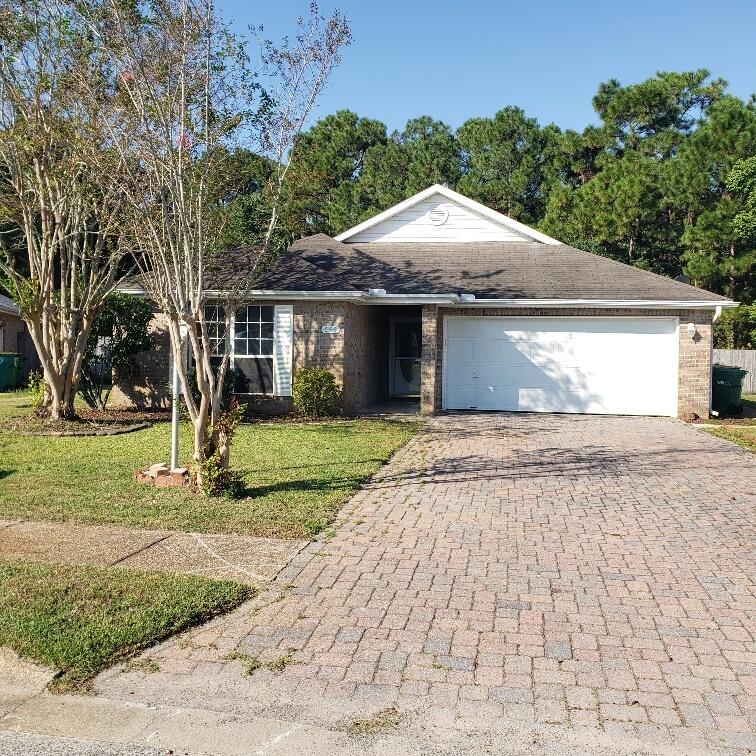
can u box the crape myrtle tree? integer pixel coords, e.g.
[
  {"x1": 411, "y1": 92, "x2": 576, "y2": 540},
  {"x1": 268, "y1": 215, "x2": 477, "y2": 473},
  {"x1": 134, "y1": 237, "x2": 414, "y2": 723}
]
[
  {"x1": 0, "y1": 0, "x2": 127, "y2": 419},
  {"x1": 88, "y1": 0, "x2": 349, "y2": 485}
]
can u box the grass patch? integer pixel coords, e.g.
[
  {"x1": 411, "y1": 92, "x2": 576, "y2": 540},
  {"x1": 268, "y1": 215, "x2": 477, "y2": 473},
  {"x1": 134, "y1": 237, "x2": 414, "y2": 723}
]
[
  {"x1": 703, "y1": 424, "x2": 756, "y2": 453},
  {"x1": 0, "y1": 560, "x2": 251, "y2": 691},
  {"x1": 0, "y1": 392, "x2": 419, "y2": 538},
  {"x1": 121, "y1": 657, "x2": 161, "y2": 674}
]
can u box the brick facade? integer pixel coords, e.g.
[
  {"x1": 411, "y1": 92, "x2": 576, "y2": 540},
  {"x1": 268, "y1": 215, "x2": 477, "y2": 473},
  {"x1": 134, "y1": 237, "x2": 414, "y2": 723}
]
[
  {"x1": 109, "y1": 311, "x2": 172, "y2": 409},
  {"x1": 0, "y1": 311, "x2": 25, "y2": 355},
  {"x1": 110, "y1": 301, "x2": 398, "y2": 414},
  {"x1": 422, "y1": 307, "x2": 714, "y2": 419},
  {"x1": 114, "y1": 303, "x2": 715, "y2": 419}
]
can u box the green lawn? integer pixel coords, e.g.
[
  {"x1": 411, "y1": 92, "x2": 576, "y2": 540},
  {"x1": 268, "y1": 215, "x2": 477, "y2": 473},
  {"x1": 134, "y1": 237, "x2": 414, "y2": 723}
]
[
  {"x1": 702, "y1": 394, "x2": 756, "y2": 452},
  {"x1": 703, "y1": 423, "x2": 756, "y2": 453},
  {"x1": 0, "y1": 560, "x2": 251, "y2": 691},
  {"x1": 0, "y1": 393, "x2": 418, "y2": 538}
]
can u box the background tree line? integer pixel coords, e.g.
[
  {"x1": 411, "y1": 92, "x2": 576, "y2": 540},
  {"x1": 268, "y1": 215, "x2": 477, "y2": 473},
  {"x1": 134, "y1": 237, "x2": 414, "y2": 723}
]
[{"x1": 222, "y1": 70, "x2": 756, "y2": 348}]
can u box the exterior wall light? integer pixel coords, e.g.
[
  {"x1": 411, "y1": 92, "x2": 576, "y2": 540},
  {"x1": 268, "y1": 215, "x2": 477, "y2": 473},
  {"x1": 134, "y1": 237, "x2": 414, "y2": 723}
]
[
  {"x1": 368, "y1": 288, "x2": 387, "y2": 297},
  {"x1": 460, "y1": 293, "x2": 476, "y2": 303},
  {"x1": 687, "y1": 322, "x2": 697, "y2": 339}
]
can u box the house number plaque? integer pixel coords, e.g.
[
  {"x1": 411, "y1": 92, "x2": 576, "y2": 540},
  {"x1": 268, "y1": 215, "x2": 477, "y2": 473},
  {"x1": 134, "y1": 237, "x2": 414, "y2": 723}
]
[{"x1": 321, "y1": 324, "x2": 340, "y2": 334}]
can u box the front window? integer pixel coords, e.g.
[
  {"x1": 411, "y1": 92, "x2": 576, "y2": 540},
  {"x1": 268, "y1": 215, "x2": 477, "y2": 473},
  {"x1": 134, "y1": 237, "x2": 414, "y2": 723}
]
[
  {"x1": 234, "y1": 305, "x2": 274, "y2": 357},
  {"x1": 204, "y1": 304, "x2": 227, "y2": 356},
  {"x1": 233, "y1": 305, "x2": 275, "y2": 394}
]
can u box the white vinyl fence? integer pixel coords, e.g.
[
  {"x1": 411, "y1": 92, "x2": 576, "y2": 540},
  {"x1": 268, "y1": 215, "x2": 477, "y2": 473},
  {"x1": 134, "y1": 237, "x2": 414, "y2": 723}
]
[{"x1": 713, "y1": 350, "x2": 756, "y2": 393}]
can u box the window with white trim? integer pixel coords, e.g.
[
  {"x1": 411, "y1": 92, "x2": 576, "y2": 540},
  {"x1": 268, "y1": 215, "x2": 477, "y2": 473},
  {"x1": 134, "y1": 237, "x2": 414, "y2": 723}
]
[
  {"x1": 204, "y1": 304, "x2": 227, "y2": 356},
  {"x1": 234, "y1": 305, "x2": 274, "y2": 357},
  {"x1": 233, "y1": 305, "x2": 275, "y2": 394}
]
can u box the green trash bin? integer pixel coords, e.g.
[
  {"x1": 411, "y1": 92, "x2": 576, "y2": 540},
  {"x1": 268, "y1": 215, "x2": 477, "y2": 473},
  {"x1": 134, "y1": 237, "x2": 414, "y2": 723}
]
[
  {"x1": 711, "y1": 364, "x2": 748, "y2": 417},
  {"x1": 0, "y1": 352, "x2": 20, "y2": 392},
  {"x1": 12, "y1": 354, "x2": 26, "y2": 389}
]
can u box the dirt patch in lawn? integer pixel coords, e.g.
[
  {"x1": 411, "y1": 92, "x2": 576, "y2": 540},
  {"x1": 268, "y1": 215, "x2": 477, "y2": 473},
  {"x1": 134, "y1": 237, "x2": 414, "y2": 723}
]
[{"x1": 1, "y1": 407, "x2": 169, "y2": 435}]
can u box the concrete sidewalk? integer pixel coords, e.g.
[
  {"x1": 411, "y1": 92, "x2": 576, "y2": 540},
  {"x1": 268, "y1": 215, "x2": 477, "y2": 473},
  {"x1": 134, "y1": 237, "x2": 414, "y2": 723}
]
[{"x1": 0, "y1": 519, "x2": 306, "y2": 585}]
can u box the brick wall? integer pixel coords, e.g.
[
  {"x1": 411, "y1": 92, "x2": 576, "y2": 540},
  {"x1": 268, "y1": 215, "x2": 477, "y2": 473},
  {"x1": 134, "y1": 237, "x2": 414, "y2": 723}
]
[
  {"x1": 420, "y1": 305, "x2": 439, "y2": 415},
  {"x1": 422, "y1": 307, "x2": 714, "y2": 419},
  {"x1": 0, "y1": 312, "x2": 25, "y2": 354},
  {"x1": 110, "y1": 301, "x2": 389, "y2": 413},
  {"x1": 109, "y1": 310, "x2": 172, "y2": 408}
]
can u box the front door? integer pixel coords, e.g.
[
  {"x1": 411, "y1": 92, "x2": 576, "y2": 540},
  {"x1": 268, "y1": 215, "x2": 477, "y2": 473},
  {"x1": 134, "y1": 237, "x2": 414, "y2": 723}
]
[{"x1": 390, "y1": 318, "x2": 422, "y2": 397}]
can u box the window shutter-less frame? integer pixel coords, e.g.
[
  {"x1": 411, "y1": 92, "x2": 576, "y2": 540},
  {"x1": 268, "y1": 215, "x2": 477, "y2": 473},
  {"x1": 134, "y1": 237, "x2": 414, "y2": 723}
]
[{"x1": 273, "y1": 305, "x2": 293, "y2": 396}]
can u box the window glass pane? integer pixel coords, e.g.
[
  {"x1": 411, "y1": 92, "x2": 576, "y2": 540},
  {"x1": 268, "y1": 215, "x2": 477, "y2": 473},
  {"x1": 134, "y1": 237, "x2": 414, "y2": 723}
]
[
  {"x1": 260, "y1": 338, "x2": 274, "y2": 357},
  {"x1": 248, "y1": 323, "x2": 260, "y2": 339},
  {"x1": 248, "y1": 305, "x2": 261, "y2": 323},
  {"x1": 234, "y1": 337, "x2": 248, "y2": 356},
  {"x1": 261, "y1": 305, "x2": 274, "y2": 322},
  {"x1": 234, "y1": 325, "x2": 248, "y2": 340},
  {"x1": 261, "y1": 322, "x2": 273, "y2": 339},
  {"x1": 249, "y1": 338, "x2": 261, "y2": 356},
  {"x1": 235, "y1": 306, "x2": 247, "y2": 322}
]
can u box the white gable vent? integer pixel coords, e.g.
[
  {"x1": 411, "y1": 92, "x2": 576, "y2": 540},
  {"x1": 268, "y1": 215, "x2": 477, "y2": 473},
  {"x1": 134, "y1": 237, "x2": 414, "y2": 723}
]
[{"x1": 428, "y1": 207, "x2": 449, "y2": 226}]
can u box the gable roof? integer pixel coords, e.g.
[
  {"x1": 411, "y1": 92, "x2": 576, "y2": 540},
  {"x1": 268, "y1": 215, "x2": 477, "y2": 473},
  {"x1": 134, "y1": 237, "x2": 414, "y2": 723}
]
[
  {"x1": 251, "y1": 234, "x2": 732, "y2": 306},
  {"x1": 334, "y1": 184, "x2": 561, "y2": 245}
]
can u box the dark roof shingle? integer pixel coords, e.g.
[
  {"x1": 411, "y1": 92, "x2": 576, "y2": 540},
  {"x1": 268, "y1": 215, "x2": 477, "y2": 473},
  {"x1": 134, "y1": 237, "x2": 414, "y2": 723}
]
[{"x1": 252, "y1": 234, "x2": 728, "y2": 302}]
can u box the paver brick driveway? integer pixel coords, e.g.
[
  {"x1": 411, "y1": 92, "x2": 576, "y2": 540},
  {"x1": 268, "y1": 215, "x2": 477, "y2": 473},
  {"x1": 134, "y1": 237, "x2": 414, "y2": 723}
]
[{"x1": 100, "y1": 414, "x2": 756, "y2": 754}]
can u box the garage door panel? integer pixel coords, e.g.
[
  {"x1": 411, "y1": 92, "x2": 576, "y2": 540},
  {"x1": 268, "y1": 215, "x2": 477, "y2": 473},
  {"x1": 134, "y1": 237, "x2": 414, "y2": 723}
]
[
  {"x1": 518, "y1": 388, "x2": 587, "y2": 413},
  {"x1": 445, "y1": 338, "x2": 473, "y2": 363},
  {"x1": 444, "y1": 317, "x2": 678, "y2": 416}
]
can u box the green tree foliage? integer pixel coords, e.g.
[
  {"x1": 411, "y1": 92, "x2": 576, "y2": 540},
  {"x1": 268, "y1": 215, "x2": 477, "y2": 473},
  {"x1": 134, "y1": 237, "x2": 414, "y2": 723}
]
[
  {"x1": 238, "y1": 69, "x2": 755, "y2": 345},
  {"x1": 728, "y1": 156, "x2": 756, "y2": 245},
  {"x1": 80, "y1": 294, "x2": 155, "y2": 410},
  {"x1": 284, "y1": 110, "x2": 387, "y2": 236},
  {"x1": 457, "y1": 107, "x2": 557, "y2": 224}
]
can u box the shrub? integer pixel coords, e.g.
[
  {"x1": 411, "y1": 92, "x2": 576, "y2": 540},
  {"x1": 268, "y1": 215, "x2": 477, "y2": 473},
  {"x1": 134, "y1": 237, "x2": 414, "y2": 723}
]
[
  {"x1": 194, "y1": 450, "x2": 245, "y2": 497},
  {"x1": 27, "y1": 369, "x2": 45, "y2": 411},
  {"x1": 193, "y1": 398, "x2": 247, "y2": 497},
  {"x1": 292, "y1": 368, "x2": 341, "y2": 418}
]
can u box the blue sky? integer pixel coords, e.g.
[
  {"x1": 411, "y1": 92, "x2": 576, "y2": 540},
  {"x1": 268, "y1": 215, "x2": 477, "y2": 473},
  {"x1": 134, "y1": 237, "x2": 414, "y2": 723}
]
[{"x1": 219, "y1": 0, "x2": 756, "y2": 134}]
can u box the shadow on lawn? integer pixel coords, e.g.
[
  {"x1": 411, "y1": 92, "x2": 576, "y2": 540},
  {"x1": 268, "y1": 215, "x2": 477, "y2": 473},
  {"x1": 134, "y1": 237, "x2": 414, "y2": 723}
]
[{"x1": 237, "y1": 473, "x2": 372, "y2": 499}]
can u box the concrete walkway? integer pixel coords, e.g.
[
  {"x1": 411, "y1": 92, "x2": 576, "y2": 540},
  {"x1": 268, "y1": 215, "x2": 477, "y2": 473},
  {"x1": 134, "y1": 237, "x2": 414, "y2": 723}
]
[{"x1": 0, "y1": 520, "x2": 306, "y2": 585}]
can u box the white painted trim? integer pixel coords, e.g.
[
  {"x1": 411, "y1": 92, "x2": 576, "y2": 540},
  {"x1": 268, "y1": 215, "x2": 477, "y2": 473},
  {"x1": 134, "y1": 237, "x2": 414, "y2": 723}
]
[
  {"x1": 454, "y1": 299, "x2": 738, "y2": 310},
  {"x1": 116, "y1": 285, "x2": 736, "y2": 311},
  {"x1": 334, "y1": 184, "x2": 562, "y2": 245},
  {"x1": 273, "y1": 304, "x2": 293, "y2": 397}
]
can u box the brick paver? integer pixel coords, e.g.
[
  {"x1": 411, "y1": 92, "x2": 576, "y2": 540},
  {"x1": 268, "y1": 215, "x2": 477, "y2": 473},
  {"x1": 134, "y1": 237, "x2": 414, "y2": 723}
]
[{"x1": 100, "y1": 414, "x2": 756, "y2": 753}]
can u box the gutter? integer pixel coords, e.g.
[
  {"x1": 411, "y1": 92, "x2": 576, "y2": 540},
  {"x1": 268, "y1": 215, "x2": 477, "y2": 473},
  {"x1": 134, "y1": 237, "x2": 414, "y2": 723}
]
[{"x1": 115, "y1": 286, "x2": 738, "y2": 311}]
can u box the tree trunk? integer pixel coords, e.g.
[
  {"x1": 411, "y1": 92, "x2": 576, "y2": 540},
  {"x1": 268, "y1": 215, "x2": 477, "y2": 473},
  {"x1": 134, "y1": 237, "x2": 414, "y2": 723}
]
[{"x1": 729, "y1": 241, "x2": 737, "y2": 347}]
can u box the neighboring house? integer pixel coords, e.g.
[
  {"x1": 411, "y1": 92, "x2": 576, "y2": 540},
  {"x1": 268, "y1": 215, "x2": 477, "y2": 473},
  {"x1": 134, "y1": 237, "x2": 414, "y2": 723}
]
[
  {"x1": 113, "y1": 185, "x2": 736, "y2": 419},
  {"x1": 0, "y1": 294, "x2": 39, "y2": 381}
]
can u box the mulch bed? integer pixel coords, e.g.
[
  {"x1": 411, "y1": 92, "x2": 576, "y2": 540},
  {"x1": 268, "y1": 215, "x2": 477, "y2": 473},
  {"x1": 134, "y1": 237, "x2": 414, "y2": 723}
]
[{"x1": 1, "y1": 408, "x2": 170, "y2": 436}]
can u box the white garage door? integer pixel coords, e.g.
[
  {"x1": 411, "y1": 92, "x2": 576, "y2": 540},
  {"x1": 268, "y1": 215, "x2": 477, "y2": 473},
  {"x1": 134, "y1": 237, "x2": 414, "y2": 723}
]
[{"x1": 444, "y1": 317, "x2": 678, "y2": 416}]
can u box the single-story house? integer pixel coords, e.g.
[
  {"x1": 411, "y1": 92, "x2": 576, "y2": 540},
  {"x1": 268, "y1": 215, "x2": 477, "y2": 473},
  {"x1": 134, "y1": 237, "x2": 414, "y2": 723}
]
[{"x1": 113, "y1": 184, "x2": 737, "y2": 419}]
